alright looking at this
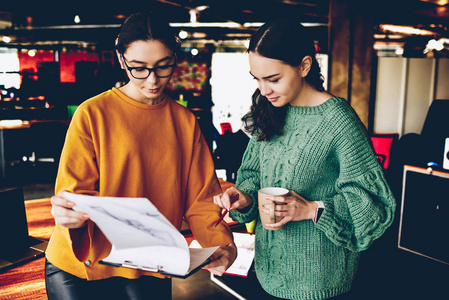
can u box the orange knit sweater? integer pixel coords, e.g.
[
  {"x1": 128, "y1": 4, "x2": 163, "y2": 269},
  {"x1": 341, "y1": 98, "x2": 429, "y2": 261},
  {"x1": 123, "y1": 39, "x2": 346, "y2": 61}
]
[{"x1": 45, "y1": 88, "x2": 233, "y2": 280}]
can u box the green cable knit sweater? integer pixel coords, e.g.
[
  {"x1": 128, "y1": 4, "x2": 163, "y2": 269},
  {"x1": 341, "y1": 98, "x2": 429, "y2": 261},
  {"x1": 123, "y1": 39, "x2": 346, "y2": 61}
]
[{"x1": 230, "y1": 97, "x2": 396, "y2": 300}]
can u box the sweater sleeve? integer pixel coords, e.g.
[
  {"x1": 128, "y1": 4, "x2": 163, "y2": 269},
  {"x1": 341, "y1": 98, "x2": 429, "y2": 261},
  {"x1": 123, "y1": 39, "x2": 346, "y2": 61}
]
[
  {"x1": 54, "y1": 104, "x2": 101, "y2": 262},
  {"x1": 316, "y1": 110, "x2": 396, "y2": 252},
  {"x1": 55, "y1": 106, "x2": 100, "y2": 196},
  {"x1": 229, "y1": 136, "x2": 261, "y2": 223}
]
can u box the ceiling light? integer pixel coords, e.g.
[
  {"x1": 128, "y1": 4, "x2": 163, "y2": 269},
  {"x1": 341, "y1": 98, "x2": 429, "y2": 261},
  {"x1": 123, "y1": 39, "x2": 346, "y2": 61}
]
[
  {"x1": 195, "y1": 6, "x2": 209, "y2": 12},
  {"x1": 374, "y1": 34, "x2": 405, "y2": 40},
  {"x1": 425, "y1": 38, "x2": 448, "y2": 52},
  {"x1": 28, "y1": 50, "x2": 36, "y2": 57},
  {"x1": 0, "y1": 120, "x2": 23, "y2": 127},
  {"x1": 179, "y1": 30, "x2": 188, "y2": 39},
  {"x1": 242, "y1": 22, "x2": 327, "y2": 28},
  {"x1": 192, "y1": 32, "x2": 207, "y2": 39},
  {"x1": 189, "y1": 10, "x2": 198, "y2": 23},
  {"x1": 395, "y1": 48, "x2": 404, "y2": 55},
  {"x1": 170, "y1": 22, "x2": 242, "y2": 28},
  {"x1": 427, "y1": 39, "x2": 444, "y2": 51},
  {"x1": 379, "y1": 24, "x2": 436, "y2": 36},
  {"x1": 188, "y1": 5, "x2": 209, "y2": 24},
  {"x1": 114, "y1": 14, "x2": 127, "y2": 20},
  {"x1": 2, "y1": 36, "x2": 11, "y2": 43},
  {"x1": 191, "y1": 48, "x2": 199, "y2": 56},
  {"x1": 420, "y1": 0, "x2": 449, "y2": 5},
  {"x1": 225, "y1": 33, "x2": 252, "y2": 38},
  {"x1": 74, "y1": 15, "x2": 81, "y2": 24},
  {"x1": 243, "y1": 22, "x2": 264, "y2": 28}
]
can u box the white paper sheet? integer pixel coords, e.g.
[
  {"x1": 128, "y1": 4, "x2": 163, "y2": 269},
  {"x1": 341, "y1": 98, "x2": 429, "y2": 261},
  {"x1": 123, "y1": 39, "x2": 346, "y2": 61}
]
[
  {"x1": 63, "y1": 192, "x2": 218, "y2": 277},
  {"x1": 190, "y1": 232, "x2": 254, "y2": 277}
]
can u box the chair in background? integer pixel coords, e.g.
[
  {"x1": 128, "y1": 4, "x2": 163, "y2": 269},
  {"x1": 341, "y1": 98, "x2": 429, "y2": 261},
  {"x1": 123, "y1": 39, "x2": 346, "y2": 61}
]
[
  {"x1": 219, "y1": 122, "x2": 233, "y2": 135},
  {"x1": 28, "y1": 121, "x2": 68, "y2": 182},
  {"x1": 387, "y1": 99, "x2": 449, "y2": 201},
  {"x1": 419, "y1": 99, "x2": 449, "y2": 167},
  {"x1": 190, "y1": 108, "x2": 217, "y2": 152},
  {"x1": 0, "y1": 127, "x2": 33, "y2": 186},
  {"x1": 213, "y1": 129, "x2": 249, "y2": 183},
  {"x1": 370, "y1": 133, "x2": 399, "y2": 170}
]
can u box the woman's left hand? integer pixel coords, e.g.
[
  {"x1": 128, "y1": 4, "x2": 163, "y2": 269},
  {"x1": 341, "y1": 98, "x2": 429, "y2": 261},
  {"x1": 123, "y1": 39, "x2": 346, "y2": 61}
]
[
  {"x1": 203, "y1": 242, "x2": 237, "y2": 276},
  {"x1": 263, "y1": 190, "x2": 317, "y2": 229}
]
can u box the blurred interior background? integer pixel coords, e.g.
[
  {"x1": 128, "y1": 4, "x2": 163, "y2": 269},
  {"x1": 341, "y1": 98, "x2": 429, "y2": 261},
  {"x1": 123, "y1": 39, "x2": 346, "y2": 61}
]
[{"x1": 1, "y1": 1, "x2": 449, "y2": 297}]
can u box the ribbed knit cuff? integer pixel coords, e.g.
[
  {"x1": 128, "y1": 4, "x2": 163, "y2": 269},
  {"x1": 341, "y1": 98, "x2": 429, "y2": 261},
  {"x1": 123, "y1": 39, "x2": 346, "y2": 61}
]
[{"x1": 229, "y1": 199, "x2": 258, "y2": 224}]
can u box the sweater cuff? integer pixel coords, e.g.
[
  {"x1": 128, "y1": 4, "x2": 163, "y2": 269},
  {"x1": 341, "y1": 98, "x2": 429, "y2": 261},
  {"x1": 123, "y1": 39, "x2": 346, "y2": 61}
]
[{"x1": 229, "y1": 200, "x2": 258, "y2": 224}]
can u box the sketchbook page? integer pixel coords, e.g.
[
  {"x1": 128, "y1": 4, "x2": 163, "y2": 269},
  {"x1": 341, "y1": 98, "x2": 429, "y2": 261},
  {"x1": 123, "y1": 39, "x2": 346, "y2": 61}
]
[
  {"x1": 96, "y1": 196, "x2": 176, "y2": 230},
  {"x1": 62, "y1": 192, "x2": 188, "y2": 250},
  {"x1": 225, "y1": 233, "x2": 255, "y2": 277},
  {"x1": 189, "y1": 233, "x2": 254, "y2": 277},
  {"x1": 103, "y1": 245, "x2": 191, "y2": 276},
  {"x1": 187, "y1": 246, "x2": 219, "y2": 273}
]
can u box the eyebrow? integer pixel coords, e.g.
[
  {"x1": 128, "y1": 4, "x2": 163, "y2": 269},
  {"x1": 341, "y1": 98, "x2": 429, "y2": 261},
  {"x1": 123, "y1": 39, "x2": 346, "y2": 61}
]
[
  {"x1": 127, "y1": 56, "x2": 174, "y2": 65},
  {"x1": 249, "y1": 71, "x2": 280, "y2": 80}
]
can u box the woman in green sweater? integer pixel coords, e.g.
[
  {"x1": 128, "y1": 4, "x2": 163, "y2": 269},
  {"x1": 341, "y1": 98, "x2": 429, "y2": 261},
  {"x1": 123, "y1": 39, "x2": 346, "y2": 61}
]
[{"x1": 213, "y1": 19, "x2": 396, "y2": 299}]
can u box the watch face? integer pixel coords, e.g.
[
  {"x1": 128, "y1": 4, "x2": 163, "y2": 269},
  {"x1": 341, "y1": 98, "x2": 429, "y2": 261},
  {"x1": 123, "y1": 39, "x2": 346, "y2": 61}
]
[{"x1": 316, "y1": 207, "x2": 324, "y2": 223}]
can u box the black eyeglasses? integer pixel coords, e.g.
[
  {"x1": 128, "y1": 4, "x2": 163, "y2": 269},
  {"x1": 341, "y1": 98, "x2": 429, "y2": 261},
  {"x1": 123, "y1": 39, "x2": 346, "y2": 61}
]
[{"x1": 121, "y1": 54, "x2": 176, "y2": 79}]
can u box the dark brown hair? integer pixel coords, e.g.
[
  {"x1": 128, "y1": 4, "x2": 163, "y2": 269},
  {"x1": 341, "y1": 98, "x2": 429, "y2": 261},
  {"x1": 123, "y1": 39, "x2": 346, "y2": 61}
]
[
  {"x1": 115, "y1": 11, "x2": 180, "y2": 55},
  {"x1": 244, "y1": 19, "x2": 325, "y2": 141}
]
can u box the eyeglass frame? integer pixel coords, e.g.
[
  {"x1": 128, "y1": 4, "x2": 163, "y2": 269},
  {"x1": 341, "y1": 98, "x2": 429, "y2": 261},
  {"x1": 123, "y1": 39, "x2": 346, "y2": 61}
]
[{"x1": 120, "y1": 54, "x2": 176, "y2": 79}]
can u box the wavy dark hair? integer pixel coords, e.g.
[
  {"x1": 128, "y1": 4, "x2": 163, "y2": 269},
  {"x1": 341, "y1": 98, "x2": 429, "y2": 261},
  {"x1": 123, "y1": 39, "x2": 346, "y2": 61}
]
[
  {"x1": 243, "y1": 19, "x2": 325, "y2": 141},
  {"x1": 115, "y1": 11, "x2": 180, "y2": 56}
]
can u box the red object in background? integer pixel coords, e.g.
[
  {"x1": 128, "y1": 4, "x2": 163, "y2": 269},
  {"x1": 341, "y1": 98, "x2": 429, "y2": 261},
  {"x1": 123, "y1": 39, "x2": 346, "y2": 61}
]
[
  {"x1": 370, "y1": 133, "x2": 399, "y2": 169},
  {"x1": 59, "y1": 50, "x2": 99, "y2": 82},
  {"x1": 220, "y1": 122, "x2": 233, "y2": 135},
  {"x1": 18, "y1": 50, "x2": 54, "y2": 85},
  {"x1": 18, "y1": 49, "x2": 100, "y2": 84}
]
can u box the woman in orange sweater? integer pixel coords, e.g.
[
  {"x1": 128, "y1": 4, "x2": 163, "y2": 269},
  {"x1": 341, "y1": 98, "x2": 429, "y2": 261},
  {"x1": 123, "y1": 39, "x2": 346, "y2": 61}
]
[{"x1": 45, "y1": 11, "x2": 236, "y2": 300}]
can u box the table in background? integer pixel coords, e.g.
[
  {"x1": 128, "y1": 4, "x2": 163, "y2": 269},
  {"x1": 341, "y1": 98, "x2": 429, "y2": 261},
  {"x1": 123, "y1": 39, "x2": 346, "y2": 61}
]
[
  {"x1": 0, "y1": 120, "x2": 69, "y2": 180},
  {"x1": 0, "y1": 121, "x2": 31, "y2": 179}
]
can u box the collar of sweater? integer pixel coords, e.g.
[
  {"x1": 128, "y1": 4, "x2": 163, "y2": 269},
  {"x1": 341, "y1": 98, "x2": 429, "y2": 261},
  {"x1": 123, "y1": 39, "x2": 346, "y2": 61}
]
[{"x1": 287, "y1": 96, "x2": 341, "y2": 115}]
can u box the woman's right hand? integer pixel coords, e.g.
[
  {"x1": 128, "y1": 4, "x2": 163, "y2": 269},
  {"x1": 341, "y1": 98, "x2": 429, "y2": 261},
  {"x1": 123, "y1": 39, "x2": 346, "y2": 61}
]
[
  {"x1": 213, "y1": 187, "x2": 253, "y2": 211},
  {"x1": 50, "y1": 192, "x2": 90, "y2": 229}
]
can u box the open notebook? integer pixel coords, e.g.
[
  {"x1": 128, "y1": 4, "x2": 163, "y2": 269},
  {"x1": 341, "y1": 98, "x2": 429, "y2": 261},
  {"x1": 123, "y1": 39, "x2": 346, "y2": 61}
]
[
  {"x1": 64, "y1": 191, "x2": 218, "y2": 278},
  {"x1": 0, "y1": 187, "x2": 48, "y2": 273}
]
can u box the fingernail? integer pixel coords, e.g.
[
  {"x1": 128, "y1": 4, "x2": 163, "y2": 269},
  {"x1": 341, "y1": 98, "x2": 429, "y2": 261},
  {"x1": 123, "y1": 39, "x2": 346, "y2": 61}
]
[{"x1": 67, "y1": 201, "x2": 74, "y2": 206}]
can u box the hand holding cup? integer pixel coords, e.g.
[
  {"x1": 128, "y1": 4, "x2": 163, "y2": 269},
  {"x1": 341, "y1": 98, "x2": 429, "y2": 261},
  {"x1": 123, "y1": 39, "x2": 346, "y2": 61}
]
[
  {"x1": 258, "y1": 187, "x2": 289, "y2": 230},
  {"x1": 259, "y1": 189, "x2": 319, "y2": 230}
]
